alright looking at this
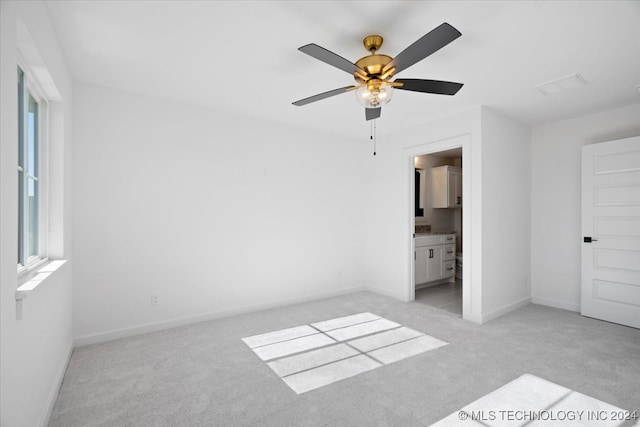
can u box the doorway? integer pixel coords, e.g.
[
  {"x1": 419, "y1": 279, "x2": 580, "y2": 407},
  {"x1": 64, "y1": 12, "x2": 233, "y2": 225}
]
[
  {"x1": 413, "y1": 148, "x2": 463, "y2": 315},
  {"x1": 404, "y1": 133, "x2": 478, "y2": 323}
]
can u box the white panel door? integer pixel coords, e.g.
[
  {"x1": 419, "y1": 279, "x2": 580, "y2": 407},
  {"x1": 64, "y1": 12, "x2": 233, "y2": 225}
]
[{"x1": 581, "y1": 136, "x2": 640, "y2": 328}]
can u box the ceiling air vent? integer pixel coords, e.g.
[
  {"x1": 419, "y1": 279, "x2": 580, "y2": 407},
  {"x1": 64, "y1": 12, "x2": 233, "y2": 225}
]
[{"x1": 535, "y1": 73, "x2": 587, "y2": 95}]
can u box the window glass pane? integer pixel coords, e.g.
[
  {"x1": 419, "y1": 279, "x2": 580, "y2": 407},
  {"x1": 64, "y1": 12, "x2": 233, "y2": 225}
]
[
  {"x1": 17, "y1": 68, "x2": 44, "y2": 266},
  {"x1": 18, "y1": 68, "x2": 24, "y2": 168},
  {"x1": 28, "y1": 94, "x2": 38, "y2": 177},
  {"x1": 18, "y1": 170, "x2": 24, "y2": 264},
  {"x1": 26, "y1": 92, "x2": 39, "y2": 260},
  {"x1": 28, "y1": 177, "x2": 38, "y2": 258},
  {"x1": 18, "y1": 67, "x2": 24, "y2": 264}
]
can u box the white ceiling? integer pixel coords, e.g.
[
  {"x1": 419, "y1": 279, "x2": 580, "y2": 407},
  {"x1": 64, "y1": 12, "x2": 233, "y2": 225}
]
[{"x1": 45, "y1": 1, "x2": 640, "y2": 139}]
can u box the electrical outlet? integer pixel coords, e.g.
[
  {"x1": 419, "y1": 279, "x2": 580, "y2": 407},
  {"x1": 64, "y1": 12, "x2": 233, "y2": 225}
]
[{"x1": 150, "y1": 294, "x2": 159, "y2": 305}]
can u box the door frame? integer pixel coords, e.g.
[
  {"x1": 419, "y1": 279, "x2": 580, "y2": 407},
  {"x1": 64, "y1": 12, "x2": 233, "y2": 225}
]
[{"x1": 404, "y1": 133, "x2": 481, "y2": 323}]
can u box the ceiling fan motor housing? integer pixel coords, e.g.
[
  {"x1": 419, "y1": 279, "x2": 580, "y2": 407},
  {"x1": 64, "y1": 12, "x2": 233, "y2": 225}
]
[
  {"x1": 354, "y1": 35, "x2": 394, "y2": 84},
  {"x1": 354, "y1": 54, "x2": 393, "y2": 83}
]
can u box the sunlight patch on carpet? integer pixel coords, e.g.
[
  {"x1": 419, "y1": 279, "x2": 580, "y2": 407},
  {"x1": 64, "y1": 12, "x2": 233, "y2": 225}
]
[
  {"x1": 432, "y1": 374, "x2": 630, "y2": 427},
  {"x1": 242, "y1": 312, "x2": 448, "y2": 394}
]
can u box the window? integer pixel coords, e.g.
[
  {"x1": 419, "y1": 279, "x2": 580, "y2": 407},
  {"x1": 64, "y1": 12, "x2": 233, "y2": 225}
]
[{"x1": 17, "y1": 65, "x2": 47, "y2": 270}]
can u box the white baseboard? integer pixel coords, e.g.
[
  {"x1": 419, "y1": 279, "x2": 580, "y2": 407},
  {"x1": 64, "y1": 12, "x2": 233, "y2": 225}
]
[
  {"x1": 482, "y1": 296, "x2": 532, "y2": 323},
  {"x1": 73, "y1": 286, "x2": 366, "y2": 347},
  {"x1": 531, "y1": 296, "x2": 580, "y2": 312},
  {"x1": 40, "y1": 344, "x2": 73, "y2": 427},
  {"x1": 365, "y1": 285, "x2": 408, "y2": 302}
]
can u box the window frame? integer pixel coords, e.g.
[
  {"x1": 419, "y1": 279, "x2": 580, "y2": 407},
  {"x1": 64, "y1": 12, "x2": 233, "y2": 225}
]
[{"x1": 17, "y1": 59, "x2": 49, "y2": 274}]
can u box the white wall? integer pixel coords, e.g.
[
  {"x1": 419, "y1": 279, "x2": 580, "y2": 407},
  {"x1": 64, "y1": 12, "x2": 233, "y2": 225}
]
[
  {"x1": 364, "y1": 107, "x2": 484, "y2": 322},
  {"x1": 364, "y1": 106, "x2": 531, "y2": 323},
  {"x1": 480, "y1": 108, "x2": 531, "y2": 320},
  {"x1": 0, "y1": 2, "x2": 73, "y2": 427},
  {"x1": 72, "y1": 83, "x2": 367, "y2": 344},
  {"x1": 531, "y1": 103, "x2": 640, "y2": 311}
]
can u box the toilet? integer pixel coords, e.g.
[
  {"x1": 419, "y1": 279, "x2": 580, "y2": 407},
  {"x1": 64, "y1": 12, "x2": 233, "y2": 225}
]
[{"x1": 456, "y1": 253, "x2": 463, "y2": 280}]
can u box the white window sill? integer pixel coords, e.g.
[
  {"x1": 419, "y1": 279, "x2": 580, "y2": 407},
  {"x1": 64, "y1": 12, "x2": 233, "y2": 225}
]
[
  {"x1": 17, "y1": 257, "x2": 49, "y2": 280},
  {"x1": 16, "y1": 259, "x2": 68, "y2": 300}
]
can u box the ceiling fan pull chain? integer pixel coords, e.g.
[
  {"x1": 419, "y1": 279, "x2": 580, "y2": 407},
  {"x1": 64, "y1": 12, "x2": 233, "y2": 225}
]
[
  {"x1": 370, "y1": 121, "x2": 376, "y2": 156},
  {"x1": 373, "y1": 120, "x2": 377, "y2": 156}
]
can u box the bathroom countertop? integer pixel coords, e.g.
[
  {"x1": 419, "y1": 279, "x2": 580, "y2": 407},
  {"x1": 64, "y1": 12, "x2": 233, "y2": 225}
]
[{"x1": 415, "y1": 231, "x2": 456, "y2": 236}]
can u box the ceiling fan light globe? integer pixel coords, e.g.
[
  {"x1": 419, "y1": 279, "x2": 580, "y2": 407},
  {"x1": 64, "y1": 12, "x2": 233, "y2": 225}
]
[{"x1": 355, "y1": 83, "x2": 393, "y2": 108}]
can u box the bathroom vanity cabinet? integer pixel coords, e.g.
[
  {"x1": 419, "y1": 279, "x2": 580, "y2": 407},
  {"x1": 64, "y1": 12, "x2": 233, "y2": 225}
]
[{"x1": 415, "y1": 234, "x2": 456, "y2": 286}]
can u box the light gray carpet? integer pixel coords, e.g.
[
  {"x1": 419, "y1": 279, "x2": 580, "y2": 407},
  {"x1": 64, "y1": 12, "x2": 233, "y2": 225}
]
[{"x1": 49, "y1": 291, "x2": 640, "y2": 426}]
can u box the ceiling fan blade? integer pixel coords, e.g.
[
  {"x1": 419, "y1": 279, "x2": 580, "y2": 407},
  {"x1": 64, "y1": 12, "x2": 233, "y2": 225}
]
[
  {"x1": 394, "y1": 79, "x2": 463, "y2": 95},
  {"x1": 292, "y1": 86, "x2": 357, "y2": 106},
  {"x1": 299, "y1": 43, "x2": 366, "y2": 75},
  {"x1": 383, "y1": 23, "x2": 461, "y2": 75},
  {"x1": 365, "y1": 107, "x2": 381, "y2": 121}
]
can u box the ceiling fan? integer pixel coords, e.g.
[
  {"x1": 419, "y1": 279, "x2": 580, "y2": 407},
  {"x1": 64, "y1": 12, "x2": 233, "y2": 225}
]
[{"x1": 292, "y1": 23, "x2": 464, "y2": 121}]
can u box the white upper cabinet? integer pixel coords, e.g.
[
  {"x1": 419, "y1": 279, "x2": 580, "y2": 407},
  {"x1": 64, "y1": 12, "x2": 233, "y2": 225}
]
[{"x1": 431, "y1": 165, "x2": 462, "y2": 209}]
